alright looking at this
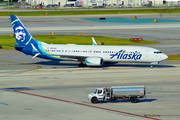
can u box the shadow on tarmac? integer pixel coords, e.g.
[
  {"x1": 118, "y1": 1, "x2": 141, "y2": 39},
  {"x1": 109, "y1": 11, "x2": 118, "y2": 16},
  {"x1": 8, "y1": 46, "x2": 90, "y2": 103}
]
[
  {"x1": 1, "y1": 87, "x2": 34, "y2": 91},
  {"x1": 103, "y1": 63, "x2": 175, "y2": 68},
  {"x1": 31, "y1": 60, "x2": 175, "y2": 68},
  {"x1": 97, "y1": 99, "x2": 157, "y2": 104}
]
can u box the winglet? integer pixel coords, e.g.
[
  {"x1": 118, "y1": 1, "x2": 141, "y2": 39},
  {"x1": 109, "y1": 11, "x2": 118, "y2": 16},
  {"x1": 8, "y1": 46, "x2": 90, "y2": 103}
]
[{"x1": 92, "y1": 37, "x2": 98, "y2": 45}]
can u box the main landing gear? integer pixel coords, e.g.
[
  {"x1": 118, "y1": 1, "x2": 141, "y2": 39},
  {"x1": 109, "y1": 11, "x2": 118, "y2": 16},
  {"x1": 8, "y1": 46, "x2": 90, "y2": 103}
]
[{"x1": 78, "y1": 62, "x2": 85, "y2": 67}]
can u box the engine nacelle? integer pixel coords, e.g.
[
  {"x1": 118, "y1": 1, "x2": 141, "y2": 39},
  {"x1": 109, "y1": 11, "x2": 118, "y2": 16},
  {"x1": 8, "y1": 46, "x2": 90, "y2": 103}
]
[{"x1": 85, "y1": 57, "x2": 103, "y2": 66}]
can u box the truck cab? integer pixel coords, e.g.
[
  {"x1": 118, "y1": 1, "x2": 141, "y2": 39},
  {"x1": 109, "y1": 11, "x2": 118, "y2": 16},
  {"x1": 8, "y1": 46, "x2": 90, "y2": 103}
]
[
  {"x1": 94, "y1": 88, "x2": 105, "y2": 99},
  {"x1": 88, "y1": 88, "x2": 104, "y2": 103},
  {"x1": 88, "y1": 87, "x2": 112, "y2": 103}
]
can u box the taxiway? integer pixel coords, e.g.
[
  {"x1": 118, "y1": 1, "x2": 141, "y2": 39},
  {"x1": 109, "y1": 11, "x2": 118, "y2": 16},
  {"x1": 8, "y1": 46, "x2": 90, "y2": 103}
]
[{"x1": 0, "y1": 14, "x2": 180, "y2": 120}]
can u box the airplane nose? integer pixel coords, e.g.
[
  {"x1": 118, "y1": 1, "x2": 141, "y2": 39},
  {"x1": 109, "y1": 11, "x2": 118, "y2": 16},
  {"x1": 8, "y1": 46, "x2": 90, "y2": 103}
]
[{"x1": 162, "y1": 54, "x2": 168, "y2": 60}]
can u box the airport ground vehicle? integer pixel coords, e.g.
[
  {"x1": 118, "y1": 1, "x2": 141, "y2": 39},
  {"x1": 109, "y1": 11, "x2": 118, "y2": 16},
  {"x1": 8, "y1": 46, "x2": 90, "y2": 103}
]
[
  {"x1": 126, "y1": 4, "x2": 132, "y2": 7},
  {"x1": 46, "y1": 4, "x2": 58, "y2": 8},
  {"x1": 88, "y1": 86, "x2": 146, "y2": 103},
  {"x1": 117, "y1": 4, "x2": 124, "y2": 7},
  {"x1": 142, "y1": 1, "x2": 152, "y2": 7},
  {"x1": 88, "y1": 2, "x2": 105, "y2": 7}
]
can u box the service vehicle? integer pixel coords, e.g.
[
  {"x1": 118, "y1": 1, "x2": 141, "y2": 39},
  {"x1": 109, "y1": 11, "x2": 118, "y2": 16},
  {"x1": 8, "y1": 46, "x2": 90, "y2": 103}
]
[{"x1": 88, "y1": 86, "x2": 146, "y2": 103}]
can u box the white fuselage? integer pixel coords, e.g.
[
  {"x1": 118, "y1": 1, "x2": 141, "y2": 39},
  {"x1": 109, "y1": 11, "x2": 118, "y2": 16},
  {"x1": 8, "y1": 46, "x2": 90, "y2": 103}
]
[{"x1": 42, "y1": 44, "x2": 168, "y2": 63}]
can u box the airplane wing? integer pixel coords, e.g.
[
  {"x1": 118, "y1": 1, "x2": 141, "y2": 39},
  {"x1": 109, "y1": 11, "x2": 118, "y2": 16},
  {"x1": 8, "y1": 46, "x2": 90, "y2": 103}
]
[
  {"x1": 55, "y1": 54, "x2": 88, "y2": 61},
  {"x1": 30, "y1": 43, "x2": 89, "y2": 60},
  {"x1": 33, "y1": 52, "x2": 88, "y2": 61}
]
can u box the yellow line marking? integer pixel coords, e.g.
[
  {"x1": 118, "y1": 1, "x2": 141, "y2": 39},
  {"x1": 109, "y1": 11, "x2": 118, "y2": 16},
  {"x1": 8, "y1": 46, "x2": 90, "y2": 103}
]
[
  {"x1": 77, "y1": 32, "x2": 85, "y2": 35},
  {"x1": 144, "y1": 114, "x2": 160, "y2": 117},
  {"x1": 15, "y1": 64, "x2": 41, "y2": 73},
  {"x1": 170, "y1": 60, "x2": 179, "y2": 62},
  {"x1": 0, "y1": 59, "x2": 41, "y2": 74},
  {"x1": 102, "y1": 33, "x2": 115, "y2": 36}
]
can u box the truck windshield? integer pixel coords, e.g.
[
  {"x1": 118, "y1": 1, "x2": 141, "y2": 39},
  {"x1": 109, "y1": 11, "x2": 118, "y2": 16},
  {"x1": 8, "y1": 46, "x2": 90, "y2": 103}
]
[{"x1": 94, "y1": 89, "x2": 98, "y2": 94}]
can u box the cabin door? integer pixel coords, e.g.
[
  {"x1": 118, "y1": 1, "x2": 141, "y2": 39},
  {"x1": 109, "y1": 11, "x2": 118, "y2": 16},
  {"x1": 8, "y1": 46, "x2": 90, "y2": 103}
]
[{"x1": 145, "y1": 49, "x2": 150, "y2": 57}]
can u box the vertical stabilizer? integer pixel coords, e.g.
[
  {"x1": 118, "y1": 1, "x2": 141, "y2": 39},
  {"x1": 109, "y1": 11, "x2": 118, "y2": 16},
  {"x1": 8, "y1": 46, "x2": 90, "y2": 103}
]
[{"x1": 10, "y1": 15, "x2": 33, "y2": 46}]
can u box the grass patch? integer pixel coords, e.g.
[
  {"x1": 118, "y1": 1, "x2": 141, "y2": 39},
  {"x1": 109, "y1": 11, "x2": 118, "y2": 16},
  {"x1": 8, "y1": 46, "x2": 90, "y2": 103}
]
[
  {"x1": 1, "y1": 8, "x2": 180, "y2": 16},
  {"x1": 0, "y1": 35, "x2": 159, "y2": 49},
  {"x1": 167, "y1": 54, "x2": 180, "y2": 60}
]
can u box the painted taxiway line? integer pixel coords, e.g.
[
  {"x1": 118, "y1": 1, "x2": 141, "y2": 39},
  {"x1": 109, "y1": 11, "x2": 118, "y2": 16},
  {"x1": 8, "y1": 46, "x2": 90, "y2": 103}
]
[
  {"x1": 15, "y1": 90, "x2": 161, "y2": 120},
  {"x1": 0, "y1": 60, "x2": 41, "y2": 75}
]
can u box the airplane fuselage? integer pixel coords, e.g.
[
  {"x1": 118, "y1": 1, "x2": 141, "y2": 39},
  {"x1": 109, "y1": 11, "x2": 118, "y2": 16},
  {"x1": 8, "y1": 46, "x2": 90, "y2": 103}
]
[{"x1": 21, "y1": 43, "x2": 167, "y2": 63}]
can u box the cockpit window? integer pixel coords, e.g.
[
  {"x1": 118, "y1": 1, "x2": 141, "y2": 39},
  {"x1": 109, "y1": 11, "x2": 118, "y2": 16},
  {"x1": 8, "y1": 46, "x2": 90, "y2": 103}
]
[{"x1": 154, "y1": 51, "x2": 162, "y2": 54}]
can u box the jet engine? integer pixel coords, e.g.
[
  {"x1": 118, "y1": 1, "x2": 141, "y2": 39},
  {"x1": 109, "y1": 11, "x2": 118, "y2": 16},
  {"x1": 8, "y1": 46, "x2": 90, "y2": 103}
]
[{"x1": 85, "y1": 57, "x2": 103, "y2": 66}]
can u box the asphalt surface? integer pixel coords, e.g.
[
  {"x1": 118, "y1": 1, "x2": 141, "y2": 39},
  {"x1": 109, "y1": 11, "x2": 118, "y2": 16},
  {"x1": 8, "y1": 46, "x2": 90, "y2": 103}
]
[{"x1": 1, "y1": 13, "x2": 180, "y2": 120}]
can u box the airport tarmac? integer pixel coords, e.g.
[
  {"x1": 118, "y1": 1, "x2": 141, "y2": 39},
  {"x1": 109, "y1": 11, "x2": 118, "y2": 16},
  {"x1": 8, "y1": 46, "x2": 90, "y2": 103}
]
[{"x1": 1, "y1": 14, "x2": 180, "y2": 120}]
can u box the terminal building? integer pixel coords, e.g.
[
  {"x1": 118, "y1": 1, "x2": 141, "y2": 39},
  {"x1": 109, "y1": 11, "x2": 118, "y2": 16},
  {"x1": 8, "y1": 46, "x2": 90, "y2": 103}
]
[{"x1": 25, "y1": 0, "x2": 180, "y2": 7}]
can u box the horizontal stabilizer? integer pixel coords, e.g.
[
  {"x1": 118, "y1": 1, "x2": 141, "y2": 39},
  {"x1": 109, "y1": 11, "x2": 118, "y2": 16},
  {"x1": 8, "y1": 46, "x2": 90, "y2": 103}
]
[
  {"x1": 31, "y1": 43, "x2": 39, "y2": 52},
  {"x1": 32, "y1": 53, "x2": 40, "y2": 59}
]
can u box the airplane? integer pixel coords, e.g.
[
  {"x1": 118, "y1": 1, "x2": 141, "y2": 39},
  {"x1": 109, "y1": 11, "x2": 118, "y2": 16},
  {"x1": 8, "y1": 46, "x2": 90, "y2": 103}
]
[{"x1": 1, "y1": 15, "x2": 168, "y2": 67}]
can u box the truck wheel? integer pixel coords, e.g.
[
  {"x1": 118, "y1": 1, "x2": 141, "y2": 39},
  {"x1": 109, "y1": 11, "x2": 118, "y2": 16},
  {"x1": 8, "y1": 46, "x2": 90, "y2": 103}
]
[
  {"x1": 91, "y1": 97, "x2": 98, "y2": 104},
  {"x1": 130, "y1": 97, "x2": 137, "y2": 103}
]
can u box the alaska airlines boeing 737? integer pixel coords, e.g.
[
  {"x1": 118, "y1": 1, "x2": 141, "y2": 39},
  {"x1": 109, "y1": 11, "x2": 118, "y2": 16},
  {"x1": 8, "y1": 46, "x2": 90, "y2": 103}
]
[{"x1": 2, "y1": 15, "x2": 168, "y2": 67}]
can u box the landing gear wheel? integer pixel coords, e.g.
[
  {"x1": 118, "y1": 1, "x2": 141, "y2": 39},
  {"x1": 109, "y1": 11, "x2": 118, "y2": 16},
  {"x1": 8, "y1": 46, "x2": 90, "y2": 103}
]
[
  {"x1": 150, "y1": 65, "x2": 154, "y2": 68},
  {"x1": 130, "y1": 97, "x2": 137, "y2": 103},
  {"x1": 78, "y1": 62, "x2": 84, "y2": 67}
]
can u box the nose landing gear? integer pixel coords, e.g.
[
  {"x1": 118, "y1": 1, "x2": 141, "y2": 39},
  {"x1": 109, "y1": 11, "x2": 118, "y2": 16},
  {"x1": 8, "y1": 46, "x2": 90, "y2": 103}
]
[
  {"x1": 150, "y1": 62, "x2": 159, "y2": 68},
  {"x1": 78, "y1": 61, "x2": 86, "y2": 67}
]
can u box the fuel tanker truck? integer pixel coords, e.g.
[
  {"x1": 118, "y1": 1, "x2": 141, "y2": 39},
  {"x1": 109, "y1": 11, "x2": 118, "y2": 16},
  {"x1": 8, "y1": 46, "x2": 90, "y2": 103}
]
[{"x1": 88, "y1": 86, "x2": 146, "y2": 103}]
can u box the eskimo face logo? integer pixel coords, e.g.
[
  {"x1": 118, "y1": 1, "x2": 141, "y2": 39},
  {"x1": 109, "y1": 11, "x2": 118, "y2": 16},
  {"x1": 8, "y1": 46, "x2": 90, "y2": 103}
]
[
  {"x1": 110, "y1": 50, "x2": 142, "y2": 60},
  {"x1": 15, "y1": 26, "x2": 26, "y2": 42}
]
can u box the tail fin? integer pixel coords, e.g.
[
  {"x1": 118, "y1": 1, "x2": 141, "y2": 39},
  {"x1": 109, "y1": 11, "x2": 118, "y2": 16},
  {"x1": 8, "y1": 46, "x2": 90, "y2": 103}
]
[{"x1": 10, "y1": 15, "x2": 33, "y2": 46}]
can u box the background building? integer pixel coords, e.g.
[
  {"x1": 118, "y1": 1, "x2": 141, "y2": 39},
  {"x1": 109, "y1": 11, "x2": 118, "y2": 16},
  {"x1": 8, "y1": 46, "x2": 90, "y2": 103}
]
[{"x1": 25, "y1": 0, "x2": 180, "y2": 7}]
